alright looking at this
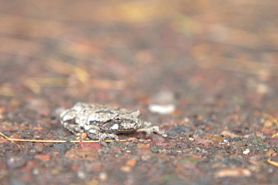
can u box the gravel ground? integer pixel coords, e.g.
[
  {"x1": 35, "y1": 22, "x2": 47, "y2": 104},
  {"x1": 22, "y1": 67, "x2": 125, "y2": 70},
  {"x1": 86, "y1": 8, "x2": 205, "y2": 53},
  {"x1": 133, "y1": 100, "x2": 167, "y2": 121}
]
[{"x1": 0, "y1": 1, "x2": 278, "y2": 185}]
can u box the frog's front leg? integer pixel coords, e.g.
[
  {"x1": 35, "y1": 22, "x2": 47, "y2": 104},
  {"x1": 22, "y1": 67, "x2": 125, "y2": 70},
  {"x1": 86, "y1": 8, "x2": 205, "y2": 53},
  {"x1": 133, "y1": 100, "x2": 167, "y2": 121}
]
[
  {"x1": 63, "y1": 123, "x2": 86, "y2": 140},
  {"x1": 87, "y1": 128, "x2": 119, "y2": 141},
  {"x1": 137, "y1": 122, "x2": 167, "y2": 137},
  {"x1": 98, "y1": 133, "x2": 119, "y2": 141}
]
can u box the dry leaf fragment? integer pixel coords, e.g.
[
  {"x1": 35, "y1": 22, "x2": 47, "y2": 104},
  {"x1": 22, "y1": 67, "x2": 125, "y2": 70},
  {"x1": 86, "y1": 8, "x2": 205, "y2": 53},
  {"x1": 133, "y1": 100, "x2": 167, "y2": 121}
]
[{"x1": 215, "y1": 168, "x2": 251, "y2": 178}]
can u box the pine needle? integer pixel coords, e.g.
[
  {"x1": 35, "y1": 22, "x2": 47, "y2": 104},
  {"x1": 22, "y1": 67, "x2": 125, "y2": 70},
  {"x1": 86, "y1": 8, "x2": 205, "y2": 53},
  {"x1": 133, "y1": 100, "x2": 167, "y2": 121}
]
[
  {"x1": 267, "y1": 159, "x2": 278, "y2": 168},
  {"x1": 0, "y1": 131, "x2": 128, "y2": 143}
]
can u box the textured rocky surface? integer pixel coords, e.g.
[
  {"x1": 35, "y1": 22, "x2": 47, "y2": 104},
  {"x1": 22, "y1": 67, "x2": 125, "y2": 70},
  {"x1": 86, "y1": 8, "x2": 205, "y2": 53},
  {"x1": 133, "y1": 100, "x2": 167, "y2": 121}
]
[{"x1": 0, "y1": 1, "x2": 277, "y2": 185}]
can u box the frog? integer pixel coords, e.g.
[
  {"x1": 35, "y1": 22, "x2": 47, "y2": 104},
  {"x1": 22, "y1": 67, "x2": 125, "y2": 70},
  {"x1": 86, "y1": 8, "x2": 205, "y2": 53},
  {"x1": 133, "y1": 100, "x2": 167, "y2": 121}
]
[{"x1": 60, "y1": 102, "x2": 166, "y2": 140}]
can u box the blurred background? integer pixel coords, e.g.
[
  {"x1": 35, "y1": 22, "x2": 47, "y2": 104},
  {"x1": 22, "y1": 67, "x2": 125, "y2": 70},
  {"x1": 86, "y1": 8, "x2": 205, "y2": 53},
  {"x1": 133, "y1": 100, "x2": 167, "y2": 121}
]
[
  {"x1": 0, "y1": 1, "x2": 278, "y2": 185},
  {"x1": 0, "y1": 0, "x2": 277, "y2": 110}
]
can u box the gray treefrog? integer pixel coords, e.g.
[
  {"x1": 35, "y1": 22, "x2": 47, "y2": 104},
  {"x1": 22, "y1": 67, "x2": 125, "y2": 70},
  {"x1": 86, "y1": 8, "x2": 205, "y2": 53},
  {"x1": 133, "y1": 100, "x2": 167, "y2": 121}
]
[{"x1": 60, "y1": 102, "x2": 166, "y2": 140}]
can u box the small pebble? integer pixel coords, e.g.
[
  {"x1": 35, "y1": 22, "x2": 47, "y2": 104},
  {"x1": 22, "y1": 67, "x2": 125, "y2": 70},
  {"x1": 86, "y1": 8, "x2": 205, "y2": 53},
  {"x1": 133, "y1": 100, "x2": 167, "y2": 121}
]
[
  {"x1": 77, "y1": 171, "x2": 86, "y2": 179},
  {"x1": 99, "y1": 172, "x2": 107, "y2": 181},
  {"x1": 141, "y1": 155, "x2": 151, "y2": 161},
  {"x1": 189, "y1": 137, "x2": 194, "y2": 141},
  {"x1": 121, "y1": 166, "x2": 131, "y2": 172},
  {"x1": 256, "y1": 83, "x2": 269, "y2": 95},
  {"x1": 32, "y1": 169, "x2": 39, "y2": 175},
  {"x1": 6, "y1": 156, "x2": 27, "y2": 169},
  {"x1": 184, "y1": 117, "x2": 190, "y2": 123},
  {"x1": 243, "y1": 148, "x2": 250, "y2": 155}
]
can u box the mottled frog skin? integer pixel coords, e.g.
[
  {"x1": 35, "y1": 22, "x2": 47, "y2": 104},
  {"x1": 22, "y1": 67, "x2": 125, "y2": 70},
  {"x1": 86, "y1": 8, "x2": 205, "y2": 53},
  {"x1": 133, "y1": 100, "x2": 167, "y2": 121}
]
[{"x1": 60, "y1": 102, "x2": 165, "y2": 140}]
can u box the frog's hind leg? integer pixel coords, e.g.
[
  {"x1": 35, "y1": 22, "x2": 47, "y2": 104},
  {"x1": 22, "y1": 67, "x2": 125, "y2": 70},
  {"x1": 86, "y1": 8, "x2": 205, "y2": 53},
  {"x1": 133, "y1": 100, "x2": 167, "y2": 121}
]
[
  {"x1": 87, "y1": 131, "x2": 119, "y2": 141},
  {"x1": 98, "y1": 133, "x2": 119, "y2": 141},
  {"x1": 137, "y1": 122, "x2": 167, "y2": 137}
]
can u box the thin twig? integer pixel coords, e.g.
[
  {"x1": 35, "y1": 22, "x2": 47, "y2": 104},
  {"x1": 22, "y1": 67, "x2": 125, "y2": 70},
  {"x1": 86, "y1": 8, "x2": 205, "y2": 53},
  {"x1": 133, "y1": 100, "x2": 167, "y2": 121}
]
[
  {"x1": 0, "y1": 131, "x2": 128, "y2": 143},
  {"x1": 267, "y1": 159, "x2": 278, "y2": 168}
]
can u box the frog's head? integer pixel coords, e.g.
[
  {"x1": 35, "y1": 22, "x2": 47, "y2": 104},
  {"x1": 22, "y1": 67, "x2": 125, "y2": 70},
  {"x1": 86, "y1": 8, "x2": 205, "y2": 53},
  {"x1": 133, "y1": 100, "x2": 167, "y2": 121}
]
[
  {"x1": 61, "y1": 104, "x2": 94, "y2": 132},
  {"x1": 60, "y1": 109, "x2": 79, "y2": 131},
  {"x1": 60, "y1": 102, "x2": 89, "y2": 126},
  {"x1": 60, "y1": 102, "x2": 92, "y2": 127}
]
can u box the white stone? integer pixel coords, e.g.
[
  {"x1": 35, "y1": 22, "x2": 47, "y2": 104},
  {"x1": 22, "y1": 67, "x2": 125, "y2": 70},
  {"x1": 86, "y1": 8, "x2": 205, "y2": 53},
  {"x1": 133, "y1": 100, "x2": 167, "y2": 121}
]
[
  {"x1": 243, "y1": 148, "x2": 250, "y2": 155},
  {"x1": 148, "y1": 104, "x2": 175, "y2": 115}
]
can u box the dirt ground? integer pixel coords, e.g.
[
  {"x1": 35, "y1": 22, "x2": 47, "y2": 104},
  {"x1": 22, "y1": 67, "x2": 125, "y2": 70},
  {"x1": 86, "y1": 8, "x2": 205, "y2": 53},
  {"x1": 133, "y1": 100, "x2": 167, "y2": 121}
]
[{"x1": 0, "y1": 1, "x2": 278, "y2": 185}]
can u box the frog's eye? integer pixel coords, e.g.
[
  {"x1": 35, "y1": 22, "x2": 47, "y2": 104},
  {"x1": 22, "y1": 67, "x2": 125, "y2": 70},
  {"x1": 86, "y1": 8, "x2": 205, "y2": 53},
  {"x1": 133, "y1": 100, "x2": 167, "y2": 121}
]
[{"x1": 61, "y1": 111, "x2": 76, "y2": 122}]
